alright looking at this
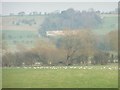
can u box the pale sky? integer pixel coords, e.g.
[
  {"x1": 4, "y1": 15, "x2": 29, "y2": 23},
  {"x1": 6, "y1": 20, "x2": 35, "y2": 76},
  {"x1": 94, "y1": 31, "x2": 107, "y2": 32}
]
[
  {"x1": 1, "y1": 2, "x2": 118, "y2": 15},
  {"x1": 1, "y1": 0, "x2": 119, "y2": 2}
]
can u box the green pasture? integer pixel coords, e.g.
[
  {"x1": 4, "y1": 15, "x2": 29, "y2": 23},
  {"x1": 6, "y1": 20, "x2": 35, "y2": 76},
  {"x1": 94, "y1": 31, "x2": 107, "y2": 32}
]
[{"x1": 2, "y1": 65, "x2": 118, "y2": 88}]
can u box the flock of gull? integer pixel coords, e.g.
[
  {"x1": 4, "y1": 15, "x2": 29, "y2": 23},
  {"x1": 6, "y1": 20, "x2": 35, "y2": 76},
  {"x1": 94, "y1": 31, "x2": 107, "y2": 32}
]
[{"x1": 11, "y1": 66, "x2": 120, "y2": 70}]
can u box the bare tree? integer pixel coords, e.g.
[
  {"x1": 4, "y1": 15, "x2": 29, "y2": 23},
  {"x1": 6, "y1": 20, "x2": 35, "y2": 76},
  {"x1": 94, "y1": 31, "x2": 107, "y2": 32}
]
[{"x1": 60, "y1": 30, "x2": 97, "y2": 65}]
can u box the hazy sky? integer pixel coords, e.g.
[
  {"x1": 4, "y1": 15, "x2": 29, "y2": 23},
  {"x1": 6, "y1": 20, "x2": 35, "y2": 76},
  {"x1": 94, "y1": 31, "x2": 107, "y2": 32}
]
[
  {"x1": 1, "y1": 0, "x2": 119, "y2": 2},
  {"x1": 1, "y1": 2, "x2": 118, "y2": 15}
]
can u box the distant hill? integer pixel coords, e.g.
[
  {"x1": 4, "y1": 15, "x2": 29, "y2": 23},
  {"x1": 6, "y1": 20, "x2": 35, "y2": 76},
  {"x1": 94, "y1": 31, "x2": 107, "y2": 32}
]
[
  {"x1": 1, "y1": 14, "x2": 117, "y2": 33},
  {"x1": 1, "y1": 14, "x2": 118, "y2": 50}
]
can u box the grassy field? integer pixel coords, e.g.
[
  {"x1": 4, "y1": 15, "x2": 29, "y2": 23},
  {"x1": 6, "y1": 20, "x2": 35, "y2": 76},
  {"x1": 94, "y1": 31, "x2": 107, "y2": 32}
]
[{"x1": 2, "y1": 65, "x2": 118, "y2": 88}]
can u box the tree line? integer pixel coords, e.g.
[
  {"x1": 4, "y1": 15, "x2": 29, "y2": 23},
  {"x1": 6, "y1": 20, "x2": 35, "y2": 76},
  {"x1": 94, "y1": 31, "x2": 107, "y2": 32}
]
[{"x1": 2, "y1": 30, "x2": 118, "y2": 67}]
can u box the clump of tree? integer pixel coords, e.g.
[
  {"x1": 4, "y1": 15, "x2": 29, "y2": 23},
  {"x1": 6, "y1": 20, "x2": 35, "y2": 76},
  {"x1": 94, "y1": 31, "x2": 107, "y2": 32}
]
[
  {"x1": 58, "y1": 30, "x2": 107, "y2": 65},
  {"x1": 2, "y1": 39, "x2": 66, "y2": 67},
  {"x1": 106, "y1": 30, "x2": 118, "y2": 52},
  {"x1": 18, "y1": 12, "x2": 25, "y2": 16},
  {"x1": 40, "y1": 8, "x2": 102, "y2": 36},
  {"x1": 32, "y1": 39, "x2": 66, "y2": 65},
  {"x1": 92, "y1": 51, "x2": 109, "y2": 65}
]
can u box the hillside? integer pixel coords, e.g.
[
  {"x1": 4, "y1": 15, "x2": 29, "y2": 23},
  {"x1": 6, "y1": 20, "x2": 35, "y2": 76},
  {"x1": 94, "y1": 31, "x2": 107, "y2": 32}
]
[
  {"x1": 1, "y1": 15, "x2": 45, "y2": 31},
  {"x1": 1, "y1": 14, "x2": 117, "y2": 33},
  {"x1": 1, "y1": 14, "x2": 118, "y2": 50},
  {"x1": 1, "y1": 15, "x2": 45, "y2": 49},
  {"x1": 93, "y1": 14, "x2": 118, "y2": 35}
]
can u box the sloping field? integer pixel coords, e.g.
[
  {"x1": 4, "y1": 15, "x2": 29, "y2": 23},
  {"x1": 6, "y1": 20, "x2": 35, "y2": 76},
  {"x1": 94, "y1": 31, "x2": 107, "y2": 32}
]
[
  {"x1": 1, "y1": 15, "x2": 45, "y2": 48},
  {"x1": 2, "y1": 30, "x2": 39, "y2": 48},
  {"x1": 93, "y1": 14, "x2": 118, "y2": 34}
]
